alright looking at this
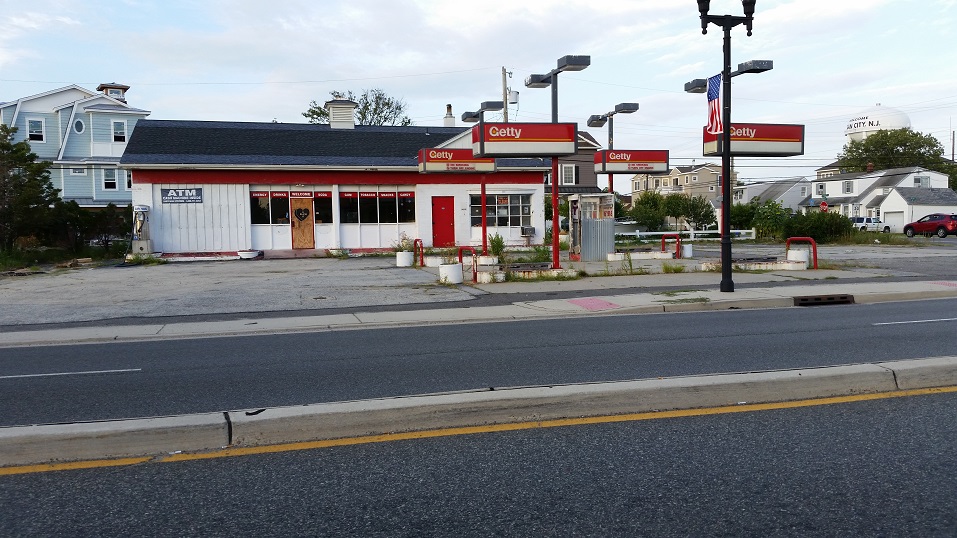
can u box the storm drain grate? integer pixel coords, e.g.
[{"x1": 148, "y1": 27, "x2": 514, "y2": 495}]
[{"x1": 793, "y1": 294, "x2": 855, "y2": 306}]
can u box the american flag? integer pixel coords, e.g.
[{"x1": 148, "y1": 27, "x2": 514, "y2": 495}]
[{"x1": 706, "y1": 73, "x2": 722, "y2": 135}]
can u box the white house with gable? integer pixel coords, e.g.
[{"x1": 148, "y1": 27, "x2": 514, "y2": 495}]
[{"x1": 0, "y1": 83, "x2": 150, "y2": 208}]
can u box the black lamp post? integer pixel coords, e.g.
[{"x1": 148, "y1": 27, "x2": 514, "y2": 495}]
[
  {"x1": 462, "y1": 101, "x2": 505, "y2": 256},
  {"x1": 587, "y1": 102, "x2": 639, "y2": 193},
  {"x1": 526, "y1": 55, "x2": 590, "y2": 269},
  {"x1": 692, "y1": 0, "x2": 758, "y2": 293}
]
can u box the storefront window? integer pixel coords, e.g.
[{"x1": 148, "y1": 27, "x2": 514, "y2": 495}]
[
  {"x1": 251, "y1": 192, "x2": 270, "y2": 224},
  {"x1": 379, "y1": 193, "x2": 398, "y2": 223},
  {"x1": 398, "y1": 193, "x2": 415, "y2": 223},
  {"x1": 270, "y1": 192, "x2": 289, "y2": 224},
  {"x1": 314, "y1": 193, "x2": 333, "y2": 224},
  {"x1": 340, "y1": 193, "x2": 359, "y2": 223},
  {"x1": 359, "y1": 193, "x2": 378, "y2": 223},
  {"x1": 469, "y1": 193, "x2": 531, "y2": 227}
]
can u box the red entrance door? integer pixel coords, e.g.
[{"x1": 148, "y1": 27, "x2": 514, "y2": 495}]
[{"x1": 431, "y1": 196, "x2": 455, "y2": 247}]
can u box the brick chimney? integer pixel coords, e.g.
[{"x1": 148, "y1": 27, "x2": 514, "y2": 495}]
[{"x1": 324, "y1": 99, "x2": 358, "y2": 129}]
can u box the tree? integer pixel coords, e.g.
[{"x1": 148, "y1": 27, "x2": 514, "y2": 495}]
[
  {"x1": 663, "y1": 193, "x2": 689, "y2": 230},
  {"x1": 0, "y1": 125, "x2": 61, "y2": 251},
  {"x1": 303, "y1": 88, "x2": 413, "y2": 126},
  {"x1": 752, "y1": 200, "x2": 790, "y2": 240},
  {"x1": 628, "y1": 191, "x2": 667, "y2": 232},
  {"x1": 729, "y1": 199, "x2": 758, "y2": 230},
  {"x1": 837, "y1": 128, "x2": 957, "y2": 189},
  {"x1": 685, "y1": 195, "x2": 717, "y2": 230}
]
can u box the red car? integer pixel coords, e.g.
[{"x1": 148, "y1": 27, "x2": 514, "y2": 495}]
[{"x1": 903, "y1": 213, "x2": 957, "y2": 238}]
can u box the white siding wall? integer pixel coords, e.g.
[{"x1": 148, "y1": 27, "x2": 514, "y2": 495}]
[{"x1": 146, "y1": 183, "x2": 251, "y2": 253}]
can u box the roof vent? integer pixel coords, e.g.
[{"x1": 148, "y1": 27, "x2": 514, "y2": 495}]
[{"x1": 325, "y1": 99, "x2": 358, "y2": 129}]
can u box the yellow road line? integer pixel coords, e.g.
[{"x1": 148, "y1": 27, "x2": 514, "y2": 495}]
[
  {"x1": 0, "y1": 456, "x2": 151, "y2": 476},
  {"x1": 5, "y1": 385, "x2": 957, "y2": 475}
]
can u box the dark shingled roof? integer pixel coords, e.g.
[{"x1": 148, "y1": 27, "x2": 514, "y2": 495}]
[
  {"x1": 121, "y1": 120, "x2": 547, "y2": 169},
  {"x1": 893, "y1": 187, "x2": 957, "y2": 206}
]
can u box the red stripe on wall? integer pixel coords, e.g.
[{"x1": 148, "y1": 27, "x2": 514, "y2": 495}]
[{"x1": 130, "y1": 169, "x2": 543, "y2": 185}]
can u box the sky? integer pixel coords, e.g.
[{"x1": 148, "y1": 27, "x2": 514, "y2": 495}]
[{"x1": 3, "y1": 0, "x2": 956, "y2": 192}]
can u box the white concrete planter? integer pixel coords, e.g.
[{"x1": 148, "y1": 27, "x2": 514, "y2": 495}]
[
  {"x1": 438, "y1": 263, "x2": 464, "y2": 284},
  {"x1": 786, "y1": 249, "x2": 810, "y2": 267},
  {"x1": 396, "y1": 251, "x2": 414, "y2": 267},
  {"x1": 681, "y1": 244, "x2": 693, "y2": 259}
]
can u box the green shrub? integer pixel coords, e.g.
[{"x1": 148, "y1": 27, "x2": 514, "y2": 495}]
[
  {"x1": 782, "y1": 212, "x2": 855, "y2": 243},
  {"x1": 488, "y1": 233, "x2": 506, "y2": 257}
]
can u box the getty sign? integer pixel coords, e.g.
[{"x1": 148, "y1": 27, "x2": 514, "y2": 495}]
[{"x1": 471, "y1": 123, "x2": 578, "y2": 157}]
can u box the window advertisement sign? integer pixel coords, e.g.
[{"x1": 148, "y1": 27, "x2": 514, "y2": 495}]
[
  {"x1": 703, "y1": 123, "x2": 805, "y2": 157},
  {"x1": 161, "y1": 188, "x2": 203, "y2": 203},
  {"x1": 418, "y1": 148, "x2": 496, "y2": 173},
  {"x1": 471, "y1": 122, "x2": 578, "y2": 157},
  {"x1": 594, "y1": 150, "x2": 669, "y2": 174}
]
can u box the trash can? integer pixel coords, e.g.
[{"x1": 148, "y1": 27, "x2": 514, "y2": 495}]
[{"x1": 681, "y1": 244, "x2": 693, "y2": 259}]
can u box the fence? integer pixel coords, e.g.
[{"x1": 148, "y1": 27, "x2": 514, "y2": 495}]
[{"x1": 629, "y1": 229, "x2": 757, "y2": 241}]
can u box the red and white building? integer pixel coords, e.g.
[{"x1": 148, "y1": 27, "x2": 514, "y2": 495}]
[{"x1": 121, "y1": 101, "x2": 549, "y2": 255}]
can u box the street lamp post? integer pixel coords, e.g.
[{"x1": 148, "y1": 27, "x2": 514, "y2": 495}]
[
  {"x1": 462, "y1": 101, "x2": 504, "y2": 256},
  {"x1": 587, "y1": 102, "x2": 639, "y2": 193},
  {"x1": 526, "y1": 55, "x2": 590, "y2": 269},
  {"x1": 692, "y1": 0, "x2": 758, "y2": 293}
]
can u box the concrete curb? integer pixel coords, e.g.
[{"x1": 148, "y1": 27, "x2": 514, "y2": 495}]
[{"x1": 2, "y1": 356, "x2": 955, "y2": 467}]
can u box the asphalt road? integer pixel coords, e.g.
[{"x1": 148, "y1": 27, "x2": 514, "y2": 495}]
[
  {"x1": 2, "y1": 298, "x2": 956, "y2": 426},
  {"x1": 3, "y1": 390, "x2": 955, "y2": 537}
]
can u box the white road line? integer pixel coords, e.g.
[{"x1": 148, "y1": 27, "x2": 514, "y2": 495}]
[
  {"x1": 874, "y1": 318, "x2": 957, "y2": 326},
  {"x1": 0, "y1": 368, "x2": 142, "y2": 380}
]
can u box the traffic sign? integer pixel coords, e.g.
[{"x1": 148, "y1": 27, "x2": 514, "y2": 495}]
[{"x1": 820, "y1": 201, "x2": 828, "y2": 212}]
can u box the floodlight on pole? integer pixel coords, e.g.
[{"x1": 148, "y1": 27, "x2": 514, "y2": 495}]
[
  {"x1": 525, "y1": 54, "x2": 591, "y2": 269},
  {"x1": 588, "y1": 102, "x2": 639, "y2": 192}
]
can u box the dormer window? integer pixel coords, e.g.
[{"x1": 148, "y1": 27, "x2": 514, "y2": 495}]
[
  {"x1": 108, "y1": 88, "x2": 123, "y2": 98},
  {"x1": 113, "y1": 121, "x2": 127, "y2": 142},
  {"x1": 28, "y1": 119, "x2": 44, "y2": 142}
]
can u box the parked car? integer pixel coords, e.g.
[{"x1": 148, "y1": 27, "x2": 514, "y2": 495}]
[
  {"x1": 849, "y1": 216, "x2": 889, "y2": 233},
  {"x1": 903, "y1": 213, "x2": 957, "y2": 238}
]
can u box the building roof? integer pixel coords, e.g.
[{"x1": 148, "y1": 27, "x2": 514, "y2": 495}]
[
  {"x1": 121, "y1": 120, "x2": 547, "y2": 169},
  {"x1": 893, "y1": 187, "x2": 957, "y2": 206}
]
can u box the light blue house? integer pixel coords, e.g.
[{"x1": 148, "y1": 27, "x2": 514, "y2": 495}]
[{"x1": 0, "y1": 83, "x2": 150, "y2": 208}]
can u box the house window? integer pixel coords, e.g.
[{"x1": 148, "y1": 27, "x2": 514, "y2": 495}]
[
  {"x1": 28, "y1": 119, "x2": 45, "y2": 142},
  {"x1": 560, "y1": 164, "x2": 578, "y2": 185},
  {"x1": 708, "y1": 186, "x2": 715, "y2": 192},
  {"x1": 816, "y1": 183, "x2": 826, "y2": 195},
  {"x1": 71, "y1": 167, "x2": 86, "y2": 176},
  {"x1": 843, "y1": 181, "x2": 853, "y2": 194},
  {"x1": 883, "y1": 187, "x2": 891, "y2": 195},
  {"x1": 654, "y1": 179, "x2": 660, "y2": 188},
  {"x1": 103, "y1": 169, "x2": 117, "y2": 190},
  {"x1": 470, "y1": 194, "x2": 531, "y2": 227},
  {"x1": 359, "y1": 192, "x2": 378, "y2": 223},
  {"x1": 544, "y1": 171, "x2": 550, "y2": 185},
  {"x1": 800, "y1": 186, "x2": 807, "y2": 196},
  {"x1": 73, "y1": 120, "x2": 85, "y2": 134},
  {"x1": 112, "y1": 121, "x2": 127, "y2": 143},
  {"x1": 673, "y1": 178, "x2": 679, "y2": 187},
  {"x1": 914, "y1": 176, "x2": 929, "y2": 188},
  {"x1": 692, "y1": 176, "x2": 698, "y2": 182},
  {"x1": 124, "y1": 170, "x2": 132, "y2": 189}
]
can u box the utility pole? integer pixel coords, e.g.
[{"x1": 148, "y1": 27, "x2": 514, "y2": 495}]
[{"x1": 502, "y1": 67, "x2": 511, "y2": 123}]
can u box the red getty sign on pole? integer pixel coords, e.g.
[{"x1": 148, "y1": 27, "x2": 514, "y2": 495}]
[
  {"x1": 594, "y1": 150, "x2": 669, "y2": 174},
  {"x1": 471, "y1": 123, "x2": 578, "y2": 157},
  {"x1": 417, "y1": 148, "x2": 496, "y2": 173},
  {"x1": 703, "y1": 123, "x2": 805, "y2": 157}
]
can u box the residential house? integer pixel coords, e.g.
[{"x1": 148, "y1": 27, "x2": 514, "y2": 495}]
[
  {"x1": 732, "y1": 177, "x2": 810, "y2": 212},
  {"x1": 547, "y1": 131, "x2": 604, "y2": 196},
  {"x1": 629, "y1": 162, "x2": 735, "y2": 205},
  {"x1": 0, "y1": 83, "x2": 150, "y2": 208},
  {"x1": 800, "y1": 166, "x2": 950, "y2": 221},
  {"x1": 880, "y1": 187, "x2": 957, "y2": 232}
]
